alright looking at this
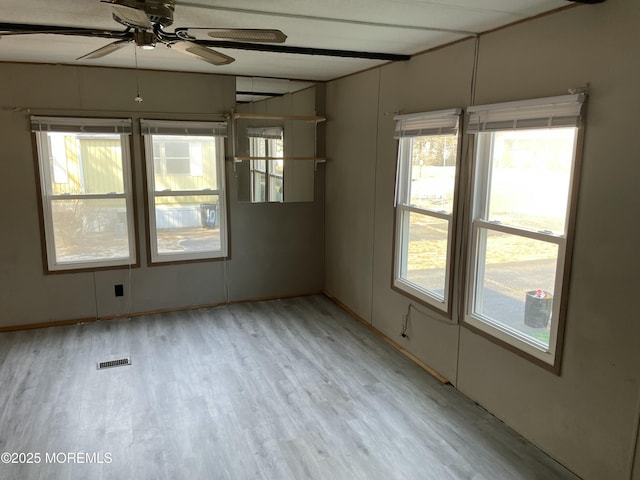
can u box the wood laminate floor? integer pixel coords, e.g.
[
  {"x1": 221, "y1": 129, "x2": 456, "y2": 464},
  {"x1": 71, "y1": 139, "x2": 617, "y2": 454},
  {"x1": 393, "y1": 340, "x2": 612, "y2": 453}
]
[{"x1": 0, "y1": 295, "x2": 578, "y2": 480}]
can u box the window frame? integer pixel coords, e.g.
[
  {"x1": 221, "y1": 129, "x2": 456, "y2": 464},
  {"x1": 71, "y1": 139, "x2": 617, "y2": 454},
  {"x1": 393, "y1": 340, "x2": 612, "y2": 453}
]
[
  {"x1": 462, "y1": 94, "x2": 586, "y2": 371},
  {"x1": 392, "y1": 109, "x2": 463, "y2": 316},
  {"x1": 141, "y1": 119, "x2": 229, "y2": 265},
  {"x1": 32, "y1": 116, "x2": 137, "y2": 272}
]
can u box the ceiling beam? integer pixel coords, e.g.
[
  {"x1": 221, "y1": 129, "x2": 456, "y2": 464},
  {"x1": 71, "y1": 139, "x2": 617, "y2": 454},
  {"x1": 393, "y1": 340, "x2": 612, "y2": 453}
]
[
  {"x1": 236, "y1": 91, "x2": 285, "y2": 97},
  {"x1": 0, "y1": 23, "x2": 411, "y2": 62},
  {"x1": 0, "y1": 23, "x2": 129, "y2": 39},
  {"x1": 193, "y1": 39, "x2": 411, "y2": 61}
]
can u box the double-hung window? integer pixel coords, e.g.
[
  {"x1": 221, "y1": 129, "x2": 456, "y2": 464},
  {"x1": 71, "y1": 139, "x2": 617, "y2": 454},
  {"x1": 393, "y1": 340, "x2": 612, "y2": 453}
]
[
  {"x1": 393, "y1": 109, "x2": 462, "y2": 314},
  {"x1": 247, "y1": 127, "x2": 284, "y2": 203},
  {"x1": 32, "y1": 116, "x2": 136, "y2": 271},
  {"x1": 141, "y1": 120, "x2": 228, "y2": 263},
  {"x1": 465, "y1": 94, "x2": 585, "y2": 368}
]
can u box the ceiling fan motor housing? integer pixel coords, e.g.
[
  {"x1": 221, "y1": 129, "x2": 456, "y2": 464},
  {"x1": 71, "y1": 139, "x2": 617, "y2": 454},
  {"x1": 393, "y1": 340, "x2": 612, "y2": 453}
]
[
  {"x1": 134, "y1": 30, "x2": 156, "y2": 47},
  {"x1": 112, "y1": 0, "x2": 175, "y2": 27}
]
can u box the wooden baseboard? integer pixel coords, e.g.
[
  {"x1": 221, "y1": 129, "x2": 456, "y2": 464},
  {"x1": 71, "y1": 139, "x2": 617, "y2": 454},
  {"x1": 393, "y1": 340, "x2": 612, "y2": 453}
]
[
  {"x1": 0, "y1": 291, "x2": 325, "y2": 332},
  {"x1": 100, "y1": 290, "x2": 324, "y2": 321},
  {"x1": 323, "y1": 290, "x2": 450, "y2": 385},
  {"x1": 99, "y1": 302, "x2": 226, "y2": 321},
  {"x1": 0, "y1": 317, "x2": 97, "y2": 333}
]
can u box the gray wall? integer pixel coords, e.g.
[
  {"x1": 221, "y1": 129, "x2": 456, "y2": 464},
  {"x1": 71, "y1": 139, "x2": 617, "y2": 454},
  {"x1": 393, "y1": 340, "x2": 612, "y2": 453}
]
[
  {"x1": 325, "y1": 2, "x2": 640, "y2": 479},
  {"x1": 0, "y1": 63, "x2": 324, "y2": 327}
]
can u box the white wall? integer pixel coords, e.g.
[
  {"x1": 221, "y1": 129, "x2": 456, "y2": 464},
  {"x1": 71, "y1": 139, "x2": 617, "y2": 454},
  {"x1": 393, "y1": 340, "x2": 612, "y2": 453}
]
[
  {"x1": 325, "y1": 1, "x2": 640, "y2": 479},
  {"x1": 0, "y1": 63, "x2": 324, "y2": 327}
]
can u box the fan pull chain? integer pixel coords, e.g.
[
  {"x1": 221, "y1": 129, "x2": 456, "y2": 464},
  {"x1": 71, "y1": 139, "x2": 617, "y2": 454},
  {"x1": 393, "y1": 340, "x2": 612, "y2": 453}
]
[{"x1": 134, "y1": 46, "x2": 143, "y2": 103}]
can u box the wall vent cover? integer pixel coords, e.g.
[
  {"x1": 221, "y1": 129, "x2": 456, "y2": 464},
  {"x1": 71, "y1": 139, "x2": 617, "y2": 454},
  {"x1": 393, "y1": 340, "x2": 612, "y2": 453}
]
[{"x1": 97, "y1": 357, "x2": 131, "y2": 370}]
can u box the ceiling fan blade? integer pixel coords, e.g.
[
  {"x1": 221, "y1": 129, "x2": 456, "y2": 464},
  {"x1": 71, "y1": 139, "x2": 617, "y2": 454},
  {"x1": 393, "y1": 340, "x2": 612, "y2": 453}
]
[
  {"x1": 171, "y1": 41, "x2": 235, "y2": 66},
  {"x1": 207, "y1": 29, "x2": 287, "y2": 43},
  {"x1": 110, "y1": 4, "x2": 152, "y2": 30},
  {"x1": 77, "y1": 39, "x2": 130, "y2": 60},
  {"x1": 0, "y1": 28, "x2": 99, "y2": 36}
]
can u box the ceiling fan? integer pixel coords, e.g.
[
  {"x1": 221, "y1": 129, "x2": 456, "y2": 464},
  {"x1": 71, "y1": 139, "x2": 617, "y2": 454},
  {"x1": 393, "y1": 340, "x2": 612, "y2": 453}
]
[{"x1": 0, "y1": 0, "x2": 288, "y2": 66}]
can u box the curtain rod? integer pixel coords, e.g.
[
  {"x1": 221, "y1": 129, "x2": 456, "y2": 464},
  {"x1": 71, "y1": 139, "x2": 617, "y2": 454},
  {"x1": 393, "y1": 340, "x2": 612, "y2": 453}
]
[{"x1": 2, "y1": 105, "x2": 228, "y2": 119}]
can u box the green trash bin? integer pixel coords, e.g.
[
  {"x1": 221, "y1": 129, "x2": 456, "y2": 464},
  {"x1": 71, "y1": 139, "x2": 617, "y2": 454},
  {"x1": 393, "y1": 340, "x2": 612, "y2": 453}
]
[{"x1": 524, "y1": 290, "x2": 552, "y2": 328}]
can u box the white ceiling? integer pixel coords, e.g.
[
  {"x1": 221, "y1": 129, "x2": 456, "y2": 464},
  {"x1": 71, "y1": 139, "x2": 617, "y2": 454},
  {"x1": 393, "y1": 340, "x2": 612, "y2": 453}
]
[{"x1": 0, "y1": 0, "x2": 572, "y2": 83}]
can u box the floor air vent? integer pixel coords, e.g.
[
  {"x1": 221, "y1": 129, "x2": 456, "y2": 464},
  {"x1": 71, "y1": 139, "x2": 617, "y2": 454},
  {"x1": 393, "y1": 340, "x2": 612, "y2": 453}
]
[{"x1": 97, "y1": 357, "x2": 131, "y2": 370}]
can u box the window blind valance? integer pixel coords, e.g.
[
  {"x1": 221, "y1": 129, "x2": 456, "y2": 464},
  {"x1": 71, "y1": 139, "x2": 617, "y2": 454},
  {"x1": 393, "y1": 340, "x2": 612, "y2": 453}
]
[
  {"x1": 466, "y1": 93, "x2": 585, "y2": 133},
  {"x1": 394, "y1": 108, "x2": 462, "y2": 138},
  {"x1": 31, "y1": 116, "x2": 132, "y2": 134},
  {"x1": 140, "y1": 119, "x2": 228, "y2": 137},
  {"x1": 246, "y1": 126, "x2": 283, "y2": 140}
]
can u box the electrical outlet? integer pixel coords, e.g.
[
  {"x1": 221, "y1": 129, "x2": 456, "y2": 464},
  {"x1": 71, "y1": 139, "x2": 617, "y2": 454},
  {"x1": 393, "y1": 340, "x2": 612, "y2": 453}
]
[{"x1": 114, "y1": 284, "x2": 124, "y2": 297}]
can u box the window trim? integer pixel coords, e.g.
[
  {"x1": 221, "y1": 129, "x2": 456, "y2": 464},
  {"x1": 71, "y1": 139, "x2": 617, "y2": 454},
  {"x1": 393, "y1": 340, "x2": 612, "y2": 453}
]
[
  {"x1": 31, "y1": 116, "x2": 138, "y2": 273},
  {"x1": 461, "y1": 94, "x2": 586, "y2": 372},
  {"x1": 392, "y1": 109, "x2": 463, "y2": 317},
  {"x1": 141, "y1": 119, "x2": 229, "y2": 265}
]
